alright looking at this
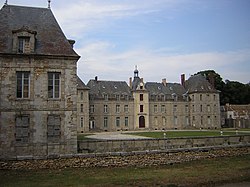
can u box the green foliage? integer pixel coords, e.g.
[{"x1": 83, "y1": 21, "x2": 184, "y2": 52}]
[{"x1": 195, "y1": 70, "x2": 250, "y2": 105}]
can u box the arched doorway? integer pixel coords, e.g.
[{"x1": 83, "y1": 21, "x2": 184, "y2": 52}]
[{"x1": 139, "y1": 116, "x2": 145, "y2": 128}]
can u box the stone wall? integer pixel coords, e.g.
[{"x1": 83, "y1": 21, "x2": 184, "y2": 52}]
[{"x1": 78, "y1": 135, "x2": 250, "y2": 153}]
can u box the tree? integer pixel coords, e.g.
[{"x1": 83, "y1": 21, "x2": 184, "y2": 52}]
[{"x1": 195, "y1": 70, "x2": 250, "y2": 105}]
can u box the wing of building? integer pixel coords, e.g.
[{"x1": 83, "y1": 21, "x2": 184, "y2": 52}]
[
  {"x1": 85, "y1": 69, "x2": 221, "y2": 132},
  {"x1": 0, "y1": 4, "x2": 80, "y2": 159}
]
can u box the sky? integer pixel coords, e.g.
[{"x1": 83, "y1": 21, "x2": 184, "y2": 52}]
[{"x1": 2, "y1": 0, "x2": 250, "y2": 84}]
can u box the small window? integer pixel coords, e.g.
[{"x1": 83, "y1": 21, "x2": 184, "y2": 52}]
[
  {"x1": 18, "y1": 37, "x2": 30, "y2": 53},
  {"x1": 116, "y1": 94, "x2": 120, "y2": 101},
  {"x1": 104, "y1": 94, "x2": 108, "y2": 101},
  {"x1": 161, "y1": 105, "x2": 166, "y2": 113},
  {"x1": 16, "y1": 71, "x2": 30, "y2": 98},
  {"x1": 124, "y1": 105, "x2": 129, "y2": 113},
  {"x1": 48, "y1": 72, "x2": 60, "y2": 99},
  {"x1": 125, "y1": 117, "x2": 129, "y2": 127},
  {"x1": 207, "y1": 105, "x2": 211, "y2": 112},
  {"x1": 90, "y1": 105, "x2": 95, "y2": 113},
  {"x1": 173, "y1": 105, "x2": 177, "y2": 112},
  {"x1": 140, "y1": 105, "x2": 144, "y2": 113},
  {"x1": 104, "y1": 105, "x2": 108, "y2": 113},
  {"x1": 200, "y1": 105, "x2": 203, "y2": 112},
  {"x1": 185, "y1": 105, "x2": 189, "y2": 113},
  {"x1": 80, "y1": 117, "x2": 84, "y2": 128},
  {"x1": 47, "y1": 115, "x2": 61, "y2": 143},
  {"x1": 154, "y1": 105, "x2": 158, "y2": 113},
  {"x1": 116, "y1": 105, "x2": 120, "y2": 113},
  {"x1": 140, "y1": 94, "x2": 143, "y2": 101},
  {"x1": 104, "y1": 117, "x2": 108, "y2": 128},
  {"x1": 15, "y1": 115, "x2": 30, "y2": 143},
  {"x1": 200, "y1": 94, "x2": 203, "y2": 101},
  {"x1": 116, "y1": 117, "x2": 120, "y2": 127},
  {"x1": 80, "y1": 92, "x2": 84, "y2": 100},
  {"x1": 80, "y1": 104, "x2": 83, "y2": 113}
]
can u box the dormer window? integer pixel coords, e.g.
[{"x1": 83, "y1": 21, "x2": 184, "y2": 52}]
[
  {"x1": 12, "y1": 26, "x2": 37, "y2": 54},
  {"x1": 18, "y1": 37, "x2": 30, "y2": 53}
]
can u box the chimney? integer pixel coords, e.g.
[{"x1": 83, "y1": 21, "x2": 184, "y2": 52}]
[
  {"x1": 181, "y1": 74, "x2": 185, "y2": 86},
  {"x1": 129, "y1": 77, "x2": 132, "y2": 89},
  {"x1": 95, "y1": 76, "x2": 98, "y2": 81},
  {"x1": 68, "y1": 39, "x2": 75, "y2": 48},
  {"x1": 162, "y1": 78, "x2": 167, "y2": 87},
  {"x1": 208, "y1": 73, "x2": 215, "y2": 88}
]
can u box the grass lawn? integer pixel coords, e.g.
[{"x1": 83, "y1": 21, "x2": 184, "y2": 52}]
[
  {"x1": 77, "y1": 133, "x2": 94, "y2": 140},
  {"x1": 0, "y1": 155, "x2": 249, "y2": 187},
  {"x1": 124, "y1": 130, "x2": 250, "y2": 139}
]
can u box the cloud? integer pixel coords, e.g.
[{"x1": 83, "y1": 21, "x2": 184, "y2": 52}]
[{"x1": 76, "y1": 42, "x2": 250, "y2": 84}]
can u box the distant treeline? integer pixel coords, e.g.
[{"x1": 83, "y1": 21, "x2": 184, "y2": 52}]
[{"x1": 195, "y1": 70, "x2": 250, "y2": 105}]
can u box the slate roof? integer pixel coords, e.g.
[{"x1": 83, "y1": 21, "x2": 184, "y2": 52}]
[
  {"x1": 185, "y1": 74, "x2": 218, "y2": 93},
  {"x1": 87, "y1": 79, "x2": 132, "y2": 96},
  {"x1": 77, "y1": 76, "x2": 89, "y2": 90},
  {"x1": 145, "y1": 82, "x2": 186, "y2": 96},
  {"x1": 0, "y1": 4, "x2": 79, "y2": 57}
]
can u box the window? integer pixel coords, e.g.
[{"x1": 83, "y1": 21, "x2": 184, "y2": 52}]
[
  {"x1": 208, "y1": 116, "x2": 211, "y2": 125},
  {"x1": 207, "y1": 105, "x2": 211, "y2": 112},
  {"x1": 140, "y1": 105, "x2": 144, "y2": 112},
  {"x1": 200, "y1": 105, "x2": 203, "y2": 112},
  {"x1": 161, "y1": 105, "x2": 166, "y2": 113},
  {"x1": 16, "y1": 71, "x2": 30, "y2": 98},
  {"x1": 80, "y1": 92, "x2": 83, "y2": 100},
  {"x1": 15, "y1": 115, "x2": 30, "y2": 143},
  {"x1": 80, "y1": 117, "x2": 84, "y2": 128},
  {"x1": 200, "y1": 94, "x2": 202, "y2": 101},
  {"x1": 104, "y1": 94, "x2": 108, "y2": 101},
  {"x1": 140, "y1": 94, "x2": 143, "y2": 101},
  {"x1": 185, "y1": 116, "x2": 189, "y2": 126},
  {"x1": 47, "y1": 115, "x2": 61, "y2": 143},
  {"x1": 104, "y1": 117, "x2": 108, "y2": 128},
  {"x1": 116, "y1": 94, "x2": 120, "y2": 101},
  {"x1": 192, "y1": 105, "x2": 195, "y2": 112},
  {"x1": 116, "y1": 117, "x2": 120, "y2": 127},
  {"x1": 116, "y1": 105, "x2": 120, "y2": 113},
  {"x1": 124, "y1": 95, "x2": 129, "y2": 101},
  {"x1": 154, "y1": 105, "x2": 158, "y2": 113},
  {"x1": 90, "y1": 105, "x2": 95, "y2": 113},
  {"x1": 174, "y1": 116, "x2": 178, "y2": 126},
  {"x1": 80, "y1": 104, "x2": 83, "y2": 113},
  {"x1": 185, "y1": 105, "x2": 189, "y2": 113},
  {"x1": 173, "y1": 105, "x2": 177, "y2": 112},
  {"x1": 104, "y1": 105, "x2": 108, "y2": 113},
  {"x1": 18, "y1": 37, "x2": 30, "y2": 53},
  {"x1": 214, "y1": 94, "x2": 216, "y2": 101},
  {"x1": 192, "y1": 95, "x2": 194, "y2": 101},
  {"x1": 125, "y1": 117, "x2": 129, "y2": 127},
  {"x1": 48, "y1": 72, "x2": 60, "y2": 99},
  {"x1": 124, "y1": 105, "x2": 129, "y2": 113}
]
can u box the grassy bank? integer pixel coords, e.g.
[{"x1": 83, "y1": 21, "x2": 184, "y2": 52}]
[{"x1": 1, "y1": 154, "x2": 250, "y2": 187}]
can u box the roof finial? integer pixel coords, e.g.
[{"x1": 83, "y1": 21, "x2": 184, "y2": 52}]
[
  {"x1": 5, "y1": 0, "x2": 8, "y2": 5},
  {"x1": 48, "y1": 0, "x2": 51, "y2": 9}
]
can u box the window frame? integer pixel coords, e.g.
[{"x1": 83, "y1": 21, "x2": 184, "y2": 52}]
[
  {"x1": 48, "y1": 72, "x2": 61, "y2": 99},
  {"x1": 16, "y1": 71, "x2": 30, "y2": 99}
]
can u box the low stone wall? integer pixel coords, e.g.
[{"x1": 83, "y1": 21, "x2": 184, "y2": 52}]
[{"x1": 78, "y1": 135, "x2": 250, "y2": 153}]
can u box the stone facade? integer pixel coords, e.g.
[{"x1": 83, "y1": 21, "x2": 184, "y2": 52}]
[
  {"x1": 0, "y1": 4, "x2": 80, "y2": 159},
  {"x1": 86, "y1": 69, "x2": 221, "y2": 132}
]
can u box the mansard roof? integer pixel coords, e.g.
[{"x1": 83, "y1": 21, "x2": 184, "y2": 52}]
[
  {"x1": 0, "y1": 4, "x2": 79, "y2": 57},
  {"x1": 145, "y1": 82, "x2": 186, "y2": 96},
  {"x1": 185, "y1": 74, "x2": 218, "y2": 93},
  {"x1": 87, "y1": 79, "x2": 131, "y2": 96},
  {"x1": 77, "y1": 76, "x2": 89, "y2": 90}
]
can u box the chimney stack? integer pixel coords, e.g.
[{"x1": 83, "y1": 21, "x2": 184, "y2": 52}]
[
  {"x1": 129, "y1": 77, "x2": 132, "y2": 89},
  {"x1": 95, "y1": 76, "x2": 98, "y2": 81},
  {"x1": 181, "y1": 74, "x2": 185, "y2": 86},
  {"x1": 162, "y1": 78, "x2": 167, "y2": 86}
]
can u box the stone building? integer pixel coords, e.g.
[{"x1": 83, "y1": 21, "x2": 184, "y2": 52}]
[
  {"x1": 0, "y1": 4, "x2": 80, "y2": 159},
  {"x1": 77, "y1": 76, "x2": 89, "y2": 133},
  {"x1": 221, "y1": 104, "x2": 250, "y2": 128},
  {"x1": 86, "y1": 68, "x2": 221, "y2": 132}
]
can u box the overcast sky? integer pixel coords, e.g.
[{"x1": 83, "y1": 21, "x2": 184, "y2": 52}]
[{"x1": 3, "y1": 0, "x2": 250, "y2": 84}]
